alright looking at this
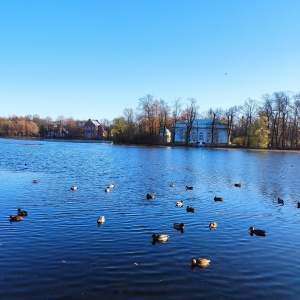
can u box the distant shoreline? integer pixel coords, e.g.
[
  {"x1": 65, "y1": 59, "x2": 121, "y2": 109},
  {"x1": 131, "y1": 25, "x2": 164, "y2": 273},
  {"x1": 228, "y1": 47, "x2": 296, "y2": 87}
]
[{"x1": 1, "y1": 136, "x2": 300, "y2": 153}]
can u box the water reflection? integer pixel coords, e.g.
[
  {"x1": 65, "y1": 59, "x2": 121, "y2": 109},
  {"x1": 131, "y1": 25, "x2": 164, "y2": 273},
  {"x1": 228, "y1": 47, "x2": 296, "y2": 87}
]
[{"x1": 1, "y1": 139, "x2": 300, "y2": 299}]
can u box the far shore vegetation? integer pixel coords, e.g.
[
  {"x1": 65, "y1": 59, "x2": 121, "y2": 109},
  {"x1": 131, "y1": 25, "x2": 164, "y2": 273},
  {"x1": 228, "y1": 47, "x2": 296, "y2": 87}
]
[{"x1": 1, "y1": 90, "x2": 300, "y2": 150}]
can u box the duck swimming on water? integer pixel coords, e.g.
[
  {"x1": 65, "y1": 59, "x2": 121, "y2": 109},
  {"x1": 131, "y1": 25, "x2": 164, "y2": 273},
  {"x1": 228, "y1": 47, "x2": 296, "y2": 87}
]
[
  {"x1": 209, "y1": 222, "x2": 217, "y2": 230},
  {"x1": 18, "y1": 208, "x2": 28, "y2": 216},
  {"x1": 97, "y1": 216, "x2": 105, "y2": 224},
  {"x1": 174, "y1": 223, "x2": 185, "y2": 231},
  {"x1": 214, "y1": 196, "x2": 223, "y2": 202},
  {"x1": 186, "y1": 206, "x2": 195, "y2": 213},
  {"x1": 249, "y1": 227, "x2": 267, "y2": 237},
  {"x1": 152, "y1": 234, "x2": 169, "y2": 243},
  {"x1": 10, "y1": 215, "x2": 24, "y2": 222},
  {"x1": 176, "y1": 200, "x2": 184, "y2": 208},
  {"x1": 190, "y1": 258, "x2": 210, "y2": 268}
]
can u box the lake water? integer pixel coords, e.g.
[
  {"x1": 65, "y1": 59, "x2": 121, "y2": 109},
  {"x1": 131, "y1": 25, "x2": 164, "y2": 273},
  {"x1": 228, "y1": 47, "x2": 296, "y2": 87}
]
[{"x1": 1, "y1": 138, "x2": 300, "y2": 299}]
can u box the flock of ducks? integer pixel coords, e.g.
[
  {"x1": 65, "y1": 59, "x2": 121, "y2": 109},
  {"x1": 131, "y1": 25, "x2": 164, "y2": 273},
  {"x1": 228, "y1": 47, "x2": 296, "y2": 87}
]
[
  {"x1": 10, "y1": 180, "x2": 111, "y2": 227},
  {"x1": 64, "y1": 183, "x2": 113, "y2": 224},
  {"x1": 148, "y1": 182, "x2": 222, "y2": 268},
  {"x1": 12, "y1": 177, "x2": 297, "y2": 270},
  {"x1": 147, "y1": 181, "x2": 272, "y2": 269}
]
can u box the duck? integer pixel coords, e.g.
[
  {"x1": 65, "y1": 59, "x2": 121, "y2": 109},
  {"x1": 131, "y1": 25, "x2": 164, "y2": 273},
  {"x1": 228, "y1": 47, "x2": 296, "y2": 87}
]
[
  {"x1": 32, "y1": 179, "x2": 39, "y2": 183},
  {"x1": 10, "y1": 215, "x2": 24, "y2": 222},
  {"x1": 174, "y1": 223, "x2": 185, "y2": 231},
  {"x1": 176, "y1": 200, "x2": 184, "y2": 208},
  {"x1": 97, "y1": 216, "x2": 105, "y2": 224},
  {"x1": 186, "y1": 206, "x2": 195, "y2": 213},
  {"x1": 71, "y1": 186, "x2": 77, "y2": 191},
  {"x1": 249, "y1": 227, "x2": 267, "y2": 237},
  {"x1": 190, "y1": 258, "x2": 211, "y2": 268},
  {"x1": 209, "y1": 222, "x2": 217, "y2": 230},
  {"x1": 146, "y1": 193, "x2": 156, "y2": 199},
  {"x1": 108, "y1": 184, "x2": 115, "y2": 189},
  {"x1": 18, "y1": 208, "x2": 28, "y2": 216},
  {"x1": 152, "y1": 234, "x2": 169, "y2": 243},
  {"x1": 186, "y1": 186, "x2": 193, "y2": 190},
  {"x1": 105, "y1": 187, "x2": 110, "y2": 193},
  {"x1": 234, "y1": 183, "x2": 242, "y2": 187},
  {"x1": 170, "y1": 183, "x2": 174, "y2": 188},
  {"x1": 214, "y1": 196, "x2": 223, "y2": 202},
  {"x1": 297, "y1": 202, "x2": 300, "y2": 208},
  {"x1": 278, "y1": 197, "x2": 284, "y2": 205}
]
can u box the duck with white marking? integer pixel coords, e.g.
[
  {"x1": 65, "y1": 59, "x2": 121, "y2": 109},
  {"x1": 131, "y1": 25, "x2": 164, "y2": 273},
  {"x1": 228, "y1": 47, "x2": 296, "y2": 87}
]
[
  {"x1": 209, "y1": 222, "x2": 217, "y2": 230},
  {"x1": 249, "y1": 227, "x2": 267, "y2": 237},
  {"x1": 174, "y1": 223, "x2": 185, "y2": 232},
  {"x1": 176, "y1": 200, "x2": 184, "y2": 208},
  {"x1": 97, "y1": 216, "x2": 105, "y2": 224}
]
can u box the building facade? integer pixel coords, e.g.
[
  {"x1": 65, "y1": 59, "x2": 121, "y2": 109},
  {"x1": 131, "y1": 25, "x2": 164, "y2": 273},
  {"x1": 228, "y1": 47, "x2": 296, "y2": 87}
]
[
  {"x1": 159, "y1": 127, "x2": 171, "y2": 143},
  {"x1": 84, "y1": 119, "x2": 107, "y2": 139},
  {"x1": 48, "y1": 122, "x2": 69, "y2": 138},
  {"x1": 174, "y1": 119, "x2": 229, "y2": 145}
]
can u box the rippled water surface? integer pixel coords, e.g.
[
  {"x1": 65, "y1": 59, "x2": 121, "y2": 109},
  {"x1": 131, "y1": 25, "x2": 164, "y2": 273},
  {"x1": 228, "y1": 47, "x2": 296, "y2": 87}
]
[{"x1": 1, "y1": 139, "x2": 300, "y2": 299}]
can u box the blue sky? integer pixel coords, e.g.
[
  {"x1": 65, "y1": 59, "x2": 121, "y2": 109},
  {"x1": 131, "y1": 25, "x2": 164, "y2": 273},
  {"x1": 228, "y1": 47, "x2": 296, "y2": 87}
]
[{"x1": 1, "y1": 0, "x2": 299, "y2": 121}]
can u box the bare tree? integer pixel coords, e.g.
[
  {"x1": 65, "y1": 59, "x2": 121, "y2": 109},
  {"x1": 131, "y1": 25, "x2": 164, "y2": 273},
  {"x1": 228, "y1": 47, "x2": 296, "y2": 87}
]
[
  {"x1": 273, "y1": 91, "x2": 290, "y2": 148},
  {"x1": 184, "y1": 98, "x2": 198, "y2": 145},
  {"x1": 207, "y1": 107, "x2": 222, "y2": 144},
  {"x1": 242, "y1": 98, "x2": 258, "y2": 147},
  {"x1": 137, "y1": 94, "x2": 156, "y2": 143},
  {"x1": 157, "y1": 99, "x2": 170, "y2": 140},
  {"x1": 123, "y1": 108, "x2": 136, "y2": 142},
  {"x1": 65, "y1": 117, "x2": 78, "y2": 138},
  {"x1": 171, "y1": 97, "x2": 182, "y2": 142},
  {"x1": 56, "y1": 115, "x2": 66, "y2": 125},
  {"x1": 225, "y1": 105, "x2": 240, "y2": 144},
  {"x1": 289, "y1": 93, "x2": 300, "y2": 148}
]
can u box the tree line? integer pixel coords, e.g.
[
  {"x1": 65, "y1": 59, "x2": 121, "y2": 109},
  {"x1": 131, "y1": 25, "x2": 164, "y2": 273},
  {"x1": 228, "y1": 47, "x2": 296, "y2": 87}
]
[{"x1": 1, "y1": 90, "x2": 300, "y2": 149}]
